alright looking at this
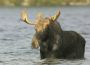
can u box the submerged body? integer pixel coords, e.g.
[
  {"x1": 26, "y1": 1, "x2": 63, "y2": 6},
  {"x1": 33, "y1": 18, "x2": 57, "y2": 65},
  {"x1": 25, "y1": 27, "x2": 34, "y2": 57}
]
[
  {"x1": 32, "y1": 22, "x2": 86, "y2": 59},
  {"x1": 59, "y1": 31, "x2": 85, "y2": 59},
  {"x1": 40, "y1": 31, "x2": 85, "y2": 59}
]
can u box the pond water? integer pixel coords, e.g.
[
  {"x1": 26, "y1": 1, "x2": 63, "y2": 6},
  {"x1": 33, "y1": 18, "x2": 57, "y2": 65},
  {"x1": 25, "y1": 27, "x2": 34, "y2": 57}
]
[{"x1": 0, "y1": 6, "x2": 90, "y2": 65}]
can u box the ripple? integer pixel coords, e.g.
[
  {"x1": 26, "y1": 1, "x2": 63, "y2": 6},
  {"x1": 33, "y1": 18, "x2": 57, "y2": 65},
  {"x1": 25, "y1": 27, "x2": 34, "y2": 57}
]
[
  {"x1": 81, "y1": 32, "x2": 90, "y2": 35},
  {"x1": 2, "y1": 52, "x2": 14, "y2": 54},
  {"x1": 0, "y1": 60, "x2": 4, "y2": 63},
  {"x1": 0, "y1": 28, "x2": 5, "y2": 32},
  {"x1": 0, "y1": 38, "x2": 14, "y2": 41}
]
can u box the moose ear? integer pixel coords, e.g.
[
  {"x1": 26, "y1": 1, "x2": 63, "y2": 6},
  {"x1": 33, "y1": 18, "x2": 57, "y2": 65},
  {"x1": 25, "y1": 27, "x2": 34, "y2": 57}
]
[{"x1": 51, "y1": 10, "x2": 60, "y2": 21}]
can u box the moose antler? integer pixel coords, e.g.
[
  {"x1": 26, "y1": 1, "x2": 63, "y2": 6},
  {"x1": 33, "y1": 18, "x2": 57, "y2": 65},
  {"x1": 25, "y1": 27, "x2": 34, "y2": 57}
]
[
  {"x1": 20, "y1": 9, "x2": 35, "y2": 25},
  {"x1": 51, "y1": 10, "x2": 60, "y2": 21}
]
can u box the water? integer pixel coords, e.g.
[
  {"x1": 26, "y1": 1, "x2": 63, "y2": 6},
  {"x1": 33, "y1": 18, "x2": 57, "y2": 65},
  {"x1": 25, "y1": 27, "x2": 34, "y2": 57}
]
[{"x1": 0, "y1": 6, "x2": 90, "y2": 65}]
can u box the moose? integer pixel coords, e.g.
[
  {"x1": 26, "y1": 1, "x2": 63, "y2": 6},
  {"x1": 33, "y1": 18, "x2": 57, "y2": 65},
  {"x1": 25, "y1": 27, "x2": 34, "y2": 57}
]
[{"x1": 20, "y1": 10, "x2": 86, "y2": 59}]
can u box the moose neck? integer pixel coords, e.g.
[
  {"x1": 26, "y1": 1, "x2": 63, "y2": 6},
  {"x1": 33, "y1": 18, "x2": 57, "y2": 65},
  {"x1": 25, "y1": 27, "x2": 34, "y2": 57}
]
[
  {"x1": 46, "y1": 22, "x2": 63, "y2": 48},
  {"x1": 44, "y1": 22, "x2": 63, "y2": 54}
]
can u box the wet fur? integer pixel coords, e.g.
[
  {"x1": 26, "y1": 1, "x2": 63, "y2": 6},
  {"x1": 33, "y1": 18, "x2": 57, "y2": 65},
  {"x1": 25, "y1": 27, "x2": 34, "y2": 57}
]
[{"x1": 32, "y1": 20, "x2": 86, "y2": 59}]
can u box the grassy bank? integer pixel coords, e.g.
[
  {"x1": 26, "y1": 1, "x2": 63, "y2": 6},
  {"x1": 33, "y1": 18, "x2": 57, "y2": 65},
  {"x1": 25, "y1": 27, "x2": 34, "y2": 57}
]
[{"x1": 0, "y1": 0, "x2": 90, "y2": 7}]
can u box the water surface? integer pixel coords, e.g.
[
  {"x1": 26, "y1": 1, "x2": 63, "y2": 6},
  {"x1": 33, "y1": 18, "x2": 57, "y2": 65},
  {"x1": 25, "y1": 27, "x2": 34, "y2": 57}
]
[{"x1": 0, "y1": 6, "x2": 90, "y2": 65}]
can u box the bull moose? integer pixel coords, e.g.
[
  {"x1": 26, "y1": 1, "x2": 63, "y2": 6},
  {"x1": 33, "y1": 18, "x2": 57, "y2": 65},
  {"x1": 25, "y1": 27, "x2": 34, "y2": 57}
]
[{"x1": 20, "y1": 10, "x2": 86, "y2": 59}]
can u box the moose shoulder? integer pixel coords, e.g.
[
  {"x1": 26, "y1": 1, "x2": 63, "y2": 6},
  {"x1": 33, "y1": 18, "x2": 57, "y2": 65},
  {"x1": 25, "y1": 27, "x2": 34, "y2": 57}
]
[{"x1": 21, "y1": 10, "x2": 86, "y2": 59}]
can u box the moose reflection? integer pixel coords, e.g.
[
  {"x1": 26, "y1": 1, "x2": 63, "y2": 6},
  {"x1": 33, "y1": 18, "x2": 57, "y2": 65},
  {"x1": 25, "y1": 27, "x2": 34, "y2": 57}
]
[{"x1": 21, "y1": 10, "x2": 86, "y2": 59}]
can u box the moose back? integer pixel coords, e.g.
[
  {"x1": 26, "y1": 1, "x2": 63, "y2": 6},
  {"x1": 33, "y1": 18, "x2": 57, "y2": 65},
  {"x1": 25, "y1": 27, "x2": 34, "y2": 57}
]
[{"x1": 21, "y1": 10, "x2": 86, "y2": 59}]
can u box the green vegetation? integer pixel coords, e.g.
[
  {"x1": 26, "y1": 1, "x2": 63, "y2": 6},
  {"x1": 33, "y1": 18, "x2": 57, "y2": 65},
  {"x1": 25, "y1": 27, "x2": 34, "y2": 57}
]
[{"x1": 0, "y1": 0, "x2": 90, "y2": 6}]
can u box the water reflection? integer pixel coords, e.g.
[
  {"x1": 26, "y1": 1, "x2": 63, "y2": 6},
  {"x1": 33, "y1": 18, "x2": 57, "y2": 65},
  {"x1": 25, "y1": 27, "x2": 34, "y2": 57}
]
[{"x1": 36, "y1": 59, "x2": 85, "y2": 65}]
